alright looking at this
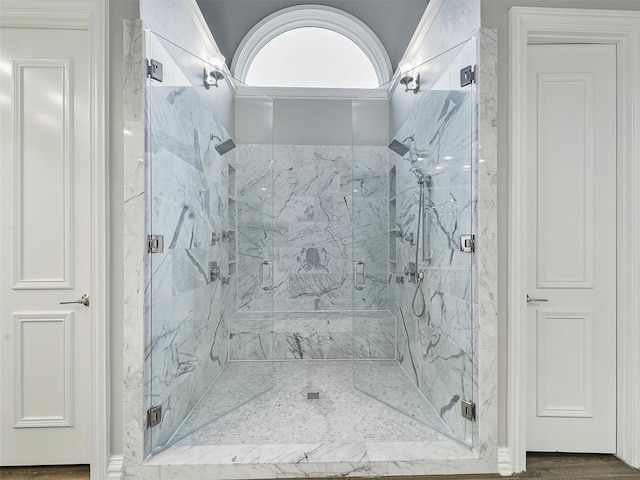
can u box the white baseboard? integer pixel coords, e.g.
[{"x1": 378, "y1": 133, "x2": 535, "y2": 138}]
[
  {"x1": 497, "y1": 447, "x2": 512, "y2": 476},
  {"x1": 107, "y1": 455, "x2": 124, "y2": 480}
]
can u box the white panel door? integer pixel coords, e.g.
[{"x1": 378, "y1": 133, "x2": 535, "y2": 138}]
[
  {"x1": 0, "y1": 27, "x2": 91, "y2": 465},
  {"x1": 526, "y1": 44, "x2": 616, "y2": 452}
]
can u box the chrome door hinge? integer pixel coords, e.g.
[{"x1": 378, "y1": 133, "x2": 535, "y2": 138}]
[
  {"x1": 461, "y1": 399, "x2": 476, "y2": 421},
  {"x1": 147, "y1": 405, "x2": 163, "y2": 428},
  {"x1": 460, "y1": 234, "x2": 475, "y2": 253},
  {"x1": 147, "y1": 234, "x2": 164, "y2": 254},
  {"x1": 460, "y1": 65, "x2": 476, "y2": 87},
  {"x1": 147, "y1": 59, "x2": 163, "y2": 82}
]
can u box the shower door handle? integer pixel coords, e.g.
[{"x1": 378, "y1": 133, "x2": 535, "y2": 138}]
[
  {"x1": 354, "y1": 261, "x2": 365, "y2": 290},
  {"x1": 260, "y1": 261, "x2": 272, "y2": 291}
]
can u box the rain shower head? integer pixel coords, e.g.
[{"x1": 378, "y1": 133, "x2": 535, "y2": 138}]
[
  {"x1": 388, "y1": 139, "x2": 411, "y2": 157},
  {"x1": 214, "y1": 138, "x2": 236, "y2": 156}
]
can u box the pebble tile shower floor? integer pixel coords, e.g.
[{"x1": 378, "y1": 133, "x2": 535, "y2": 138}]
[{"x1": 172, "y1": 360, "x2": 452, "y2": 447}]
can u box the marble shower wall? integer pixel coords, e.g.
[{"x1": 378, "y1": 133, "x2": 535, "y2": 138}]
[
  {"x1": 233, "y1": 144, "x2": 393, "y2": 359},
  {"x1": 391, "y1": 41, "x2": 477, "y2": 446},
  {"x1": 352, "y1": 146, "x2": 391, "y2": 311},
  {"x1": 146, "y1": 39, "x2": 235, "y2": 450}
]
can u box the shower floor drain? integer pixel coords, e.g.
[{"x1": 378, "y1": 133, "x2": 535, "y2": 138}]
[{"x1": 307, "y1": 392, "x2": 320, "y2": 400}]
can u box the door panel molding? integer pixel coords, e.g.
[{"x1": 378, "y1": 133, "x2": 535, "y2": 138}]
[
  {"x1": 535, "y1": 310, "x2": 593, "y2": 418},
  {"x1": 508, "y1": 7, "x2": 640, "y2": 473},
  {"x1": 0, "y1": 1, "x2": 109, "y2": 477},
  {"x1": 14, "y1": 312, "x2": 75, "y2": 428},
  {"x1": 535, "y1": 73, "x2": 594, "y2": 290},
  {"x1": 13, "y1": 58, "x2": 74, "y2": 290}
]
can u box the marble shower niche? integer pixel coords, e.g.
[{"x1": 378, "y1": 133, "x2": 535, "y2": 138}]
[{"x1": 130, "y1": 14, "x2": 498, "y2": 478}]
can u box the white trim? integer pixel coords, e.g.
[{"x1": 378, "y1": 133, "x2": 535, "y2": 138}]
[
  {"x1": 183, "y1": 0, "x2": 223, "y2": 60},
  {"x1": 388, "y1": 0, "x2": 445, "y2": 96},
  {"x1": 231, "y1": 4, "x2": 392, "y2": 87},
  {"x1": 497, "y1": 447, "x2": 512, "y2": 476},
  {"x1": 508, "y1": 6, "x2": 640, "y2": 473},
  {"x1": 183, "y1": 0, "x2": 235, "y2": 93},
  {"x1": 88, "y1": 1, "x2": 110, "y2": 478},
  {"x1": 1, "y1": 1, "x2": 110, "y2": 478},
  {"x1": 107, "y1": 455, "x2": 124, "y2": 480},
  {"x1": 0, "y1": 6, "x2": 89, "y2": 29},
  {"x1": 398, "y1": 0, "x2": 445, "y2": 72}
]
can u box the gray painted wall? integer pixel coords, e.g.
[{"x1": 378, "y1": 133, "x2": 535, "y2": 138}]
[
  {"x1": 481, "y1": 0, "x2": 640, "y2": 448},
  {"x1": 195, "y1": 0, "x2": 427, "y2": 72},
  {"x1": 273, "y1": 98, "x2": 353, "y2": 145}
]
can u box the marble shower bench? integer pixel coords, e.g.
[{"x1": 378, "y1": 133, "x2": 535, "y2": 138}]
[{"x1": 229, "y1": 310, "x2": 396, "y2": 360}]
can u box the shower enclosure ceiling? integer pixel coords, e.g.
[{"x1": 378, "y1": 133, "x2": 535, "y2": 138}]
[{"x1": 146, "y1": 30, "x2": 476, "y2": 457}]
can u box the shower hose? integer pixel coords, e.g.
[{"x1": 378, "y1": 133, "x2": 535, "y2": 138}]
[{"x1": 412, "y1": 180, "x2": 426, "y2": 317}]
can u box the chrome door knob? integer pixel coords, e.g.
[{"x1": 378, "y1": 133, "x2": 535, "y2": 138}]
[{"x1": 60, "y1": 294, "x2": 90, "y2": 307}]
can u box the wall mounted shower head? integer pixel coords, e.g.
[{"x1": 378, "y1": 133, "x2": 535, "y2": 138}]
[
  {"x1": 388, "y1": 139, "x2": 411, "y2": 157},
  {"x1": 210, "y1": 134, "x2": 237, "y2": 156},
  {"x1": 214, "y1": 139, "x2": 236, "y2": 156}
]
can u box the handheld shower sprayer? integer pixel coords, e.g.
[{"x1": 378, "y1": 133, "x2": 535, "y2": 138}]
[{"x1": 387, "y1": 136, "x2": 433, "y2": 317}]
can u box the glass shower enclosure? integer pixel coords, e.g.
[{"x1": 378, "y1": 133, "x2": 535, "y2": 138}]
[{"x1": 145, "y1": 28, "x2": 477, "y2": 455}]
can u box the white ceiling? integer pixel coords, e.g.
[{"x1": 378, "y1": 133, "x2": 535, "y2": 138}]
[{"x1": 195, "y1": 0, "x2": 429, "y2": 73}]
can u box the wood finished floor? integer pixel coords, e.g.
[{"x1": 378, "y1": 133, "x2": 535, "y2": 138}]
[{"x1": 1, "y1": 454, "x2": 639, "y2": 479}]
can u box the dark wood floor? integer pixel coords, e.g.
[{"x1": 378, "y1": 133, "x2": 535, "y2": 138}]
[
  {"x1": 0, "y1": 464, "x2": 89, "y2": 479},
  {"x1": 1, "y1": 454, "x2": 639, "y2": 479}
]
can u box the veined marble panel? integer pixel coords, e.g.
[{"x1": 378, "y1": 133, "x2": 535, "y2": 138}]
[
  {"x1": 237, "y1": 144, "x2": 388, "y2": 314},
  {"x1": 230, "y1": 311, "x2": 395, "y2": 360},
  {"x1": 236, "y1": 273, "x2": 274, "y2": 312},
  {"x1": 353, "y1": 272, "x2": 389, "y2": 311},
  {"x1": 275, "y1": 145, "x2": 351, "y2": 197},
  {"x1": 274, "y1": 332, "x2": 353, "y2": 359},
  {"x1": 396, "y1": 306, "x2": 473, "y2": 445},
  {"x1": 353, "y1": 314, "x2": 395, "y2": 359},
  {"x1": 287, "y1": 220, "x2": 350, "y2": 251},
  {"x1": 352, "y1": 146, "x2": 388, "y2": 197},
  {"x1": 229, "y1": 315, "x2": 273, "y2": 360}
]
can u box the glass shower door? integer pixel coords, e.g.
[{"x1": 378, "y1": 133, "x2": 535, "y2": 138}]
[
  {"x1": 352, "y1": 38, "x2": 476, "y2": 446},
  {"x1": 146, "y1": 31, "x2": 274, "y2": 454}
]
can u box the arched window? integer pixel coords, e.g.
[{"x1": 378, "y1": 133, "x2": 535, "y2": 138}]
[{"x1": 232, "y1": 6, "x2": 391, "y2": 89}]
